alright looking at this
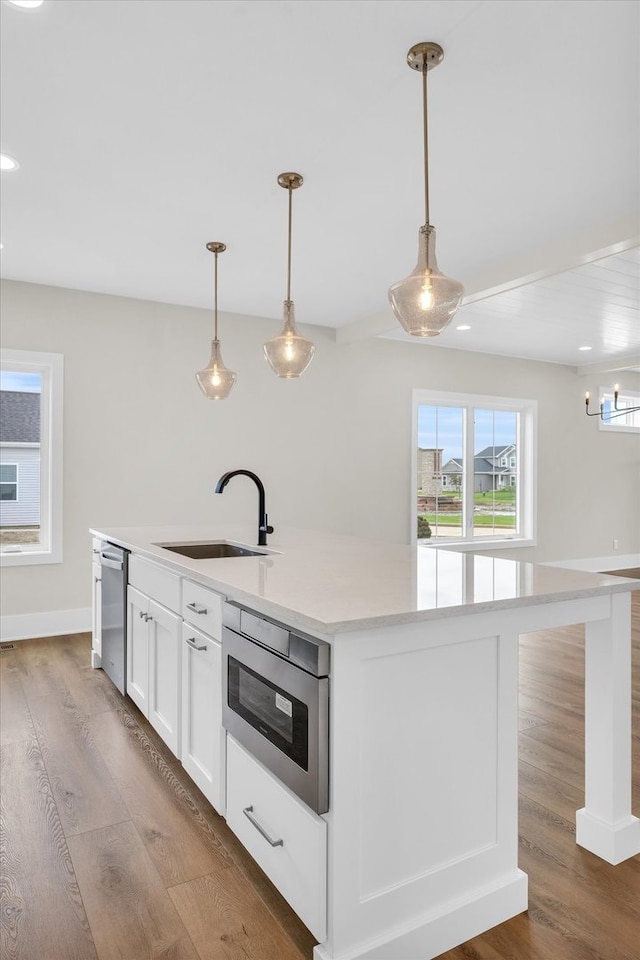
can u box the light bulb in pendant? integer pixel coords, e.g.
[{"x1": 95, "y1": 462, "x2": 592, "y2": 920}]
[{"x1": 419, "y1": 281, "x2": 435, "y2": 312}]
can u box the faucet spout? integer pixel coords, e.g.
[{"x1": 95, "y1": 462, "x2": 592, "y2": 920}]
[{"x1": 215, "y1": 470, "x2": 274, "y2": 546}]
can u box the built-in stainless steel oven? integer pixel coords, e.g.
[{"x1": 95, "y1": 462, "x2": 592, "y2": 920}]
[{"x1": 222, "y1": 602, "x2": 330, "y2": 814}]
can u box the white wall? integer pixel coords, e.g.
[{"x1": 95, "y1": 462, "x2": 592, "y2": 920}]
[{"x1": 1, "y1": 278, "x2": 639, "y2": 623}]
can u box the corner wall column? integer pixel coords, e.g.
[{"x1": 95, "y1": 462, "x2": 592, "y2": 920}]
[{"x1": 577, "y1": 590, "x2": 640, "y2": 864}]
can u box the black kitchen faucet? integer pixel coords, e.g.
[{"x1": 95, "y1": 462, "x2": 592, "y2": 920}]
[{"x1": 214, "y1": 470, "x2": 274, "y2": 546}]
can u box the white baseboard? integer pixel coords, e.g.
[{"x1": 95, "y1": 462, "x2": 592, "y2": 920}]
[
  {"x1": 0, "y1": 607, "x2": 91, "y2": 642},
  {"x1": 544, "y1": 553, "x2": 640, "y2": 573},
  {"x1": 314, "y1": 870, "x2": 528, "y2": 960}
]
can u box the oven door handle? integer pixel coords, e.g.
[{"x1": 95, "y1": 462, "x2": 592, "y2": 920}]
[{"x1": 242, "y1": 806, "x2": 284, "y2": 847}]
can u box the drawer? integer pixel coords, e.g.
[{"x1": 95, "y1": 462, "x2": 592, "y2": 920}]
[
  {"x1": 129, "y1": 554, "x2": 181, "y2": 613},
  {"x1": 226, "y1": 736, "x2": 327, "y2": 941},
  {"x1": 182, "y1": 579, "x2": 223, "y2": 639}
]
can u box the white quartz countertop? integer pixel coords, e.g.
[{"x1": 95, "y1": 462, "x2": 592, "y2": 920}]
[{"x1": 90, "y1": 524, "x2": 639, "y2": 636}]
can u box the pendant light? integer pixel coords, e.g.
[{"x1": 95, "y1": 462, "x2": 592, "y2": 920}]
[
  {"x1": 196, "y1": 242, "x2": 237, "y2": 400},
  {"x1": 388, "y1": 42, "x2": 464, "y2": 337},
  {"x1": 263, "y1": 172, "x2": 315, "y2": 378}
]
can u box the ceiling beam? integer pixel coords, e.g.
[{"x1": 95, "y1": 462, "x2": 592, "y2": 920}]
[{"x1": 574, "y1": 355, "x2": 640, "y2": 377}]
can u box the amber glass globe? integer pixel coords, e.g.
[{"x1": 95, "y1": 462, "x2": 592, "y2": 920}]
[
  {"x1": 388, "y1": 225, "x2": 464, "y2": 337},
  {"x1": 263, "y1": 301, "x2": 315, "y2": 378},
  {"x1": 196, "y1": 339, "x2": 237, "y2": 400}
]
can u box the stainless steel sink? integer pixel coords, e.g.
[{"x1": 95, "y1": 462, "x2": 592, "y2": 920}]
[{"x1": 155, "y1": 541, "x2": 268, "y2": 560}]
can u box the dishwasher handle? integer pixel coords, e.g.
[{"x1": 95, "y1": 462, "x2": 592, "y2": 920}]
[{"x1": 100, "y1": 548, "x2": 125, "y2": 570}]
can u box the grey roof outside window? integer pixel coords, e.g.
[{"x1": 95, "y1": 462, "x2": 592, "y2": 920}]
[{"x1": 0, "y1": 391, "x2": 41, "y2": 443}]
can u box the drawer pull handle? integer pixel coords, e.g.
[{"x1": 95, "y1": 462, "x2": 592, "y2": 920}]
[
  {"x1": 242, "y1": 806, "x2": 283, "y2": 847},
  {"x1": 186, "y1": 637, "x2": 207, "y2": 652},
  {"x1": 187, "y1": 602, "x2": 208, "y2": 615}
]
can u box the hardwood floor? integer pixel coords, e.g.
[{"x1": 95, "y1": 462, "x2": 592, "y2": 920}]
[
  {"x1": 0, "y1": 634, "x2": 315, "y2": 960},
  {"x1": 1, "y1": 590, "x2": 638, "y2": 960}
]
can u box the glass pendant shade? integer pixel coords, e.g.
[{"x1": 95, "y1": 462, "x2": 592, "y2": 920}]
[
  {"x1": 196, "y1": 338, "x2": 237, "y2": 400},
  {"x1": 263, "y1": 300, "x2": 315, "y2": 378},
  {"x1": 388, "y1": 225, "x2": 464, "y2": 337}
]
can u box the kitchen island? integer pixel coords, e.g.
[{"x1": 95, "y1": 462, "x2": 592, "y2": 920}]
[{"x1": 90, "y1": 524, "x2": 640, "y2": 960}]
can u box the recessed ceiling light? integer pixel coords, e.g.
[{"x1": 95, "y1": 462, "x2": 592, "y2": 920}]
[
  {"x1": 456, "y1": 324, "x2": 471, "y2": 331},
  {"x1": 3, "y1": 1, "x2": 45, "y2": 8},
  {"x1": 578, "y1": 345, "x2": 593, "y2": 352},
  {"x1": 0, "y1": 153, "x2": 20, "y2": 172}
]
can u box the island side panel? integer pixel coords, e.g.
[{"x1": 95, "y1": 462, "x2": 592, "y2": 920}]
[{"x1": 321, "y1": 610, "x2": 526, "y2": 960}]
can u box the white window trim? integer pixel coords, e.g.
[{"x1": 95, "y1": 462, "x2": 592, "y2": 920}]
[
  {"x1": 0, "y1": 349, "x2": 63, "y2": 566},
  {"x1": 596, "y1": 387, "x2": 640, "y2": 434},
  {"x1": 411, "y1": 388, "x2": 537, "y2": 550}
]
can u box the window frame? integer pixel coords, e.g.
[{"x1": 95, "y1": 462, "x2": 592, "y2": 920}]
[
  {"x1": 0, "y1": 348, "x2": 64, "y2": 566},
  {"x1": 411, "y1": 388, "x2": 537, "y2": 550},
  {"x1": 596, "y1": 387, "x2": 640, "y2": 434}
]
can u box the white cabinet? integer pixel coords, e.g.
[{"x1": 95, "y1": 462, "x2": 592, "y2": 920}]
[
  {"x1": 91, "y1": 538, "x2": 103, "y2": 667},
  {"x1": 127, "y1": 585, "x2": 149, "y2": 713},
  {"x1": 226, "y1": 736, "x2": 327, "y2": 941},
  {"x1": 181, "y1": 623, "x2": 225, "y2": 813},
  {"x1": 127, "y1": 557, "x2": 182, "y2": 755},
  {"x1": 181, "y1": 579, "x2": 225, "y2": 815}
]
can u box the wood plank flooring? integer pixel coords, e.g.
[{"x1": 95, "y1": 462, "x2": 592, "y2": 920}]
[{"x1": 1, "y1": 588, "x2": 638, "y2": 960}]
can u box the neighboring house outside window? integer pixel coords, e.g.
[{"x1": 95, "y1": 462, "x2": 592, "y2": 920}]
[
  {"x1": 0, "y1": 391, "x2": 41, "y2": 525},
  {"x1": 413, "y1": 390, "x2": 536, "y2": 548},
  {"x1": 0, "y1": 349, "x2": 63, "y2": 565}
]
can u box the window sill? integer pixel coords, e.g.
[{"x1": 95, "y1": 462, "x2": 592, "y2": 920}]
[
  {"x1": 419, "y1": 537, "x2": 535, "y2": 552},
  {"x1": 0, "y1": 548, "x2": 62, "y2": 566}
]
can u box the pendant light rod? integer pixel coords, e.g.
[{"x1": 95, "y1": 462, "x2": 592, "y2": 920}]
[
  {"x1": 206, "y1": 241, "x2": 226, "y2": 340},
  {"x1": 422, "y1": 65, "x2": 429, "y2": 225},
  {"x1": 278, "y1": 172, "x2": 303, "y2": 301},
  {"x1": 407, "y1": 42, "x2": 444, "y2": 226}
]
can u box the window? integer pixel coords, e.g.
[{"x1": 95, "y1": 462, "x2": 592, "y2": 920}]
[
  {"x1": 0, "y1": 464, "x2": 18, "y2": 501},
  {"x1": 0, "y1": 349, "x2": 63, "y2": 565},
  {"x1": 597, "y1": 388, "x2": 640, "y2": 434},
  {"x1": 413, "y1": 389, "x2": 536, "y2": 548}
]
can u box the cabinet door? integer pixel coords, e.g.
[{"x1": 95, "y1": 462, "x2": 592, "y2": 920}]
[
  {"x1": 91, "y1": 559, "x2": 102, "y2": 663},
  {"x1": 181, "y1": 624, "x2": 225, "y2": 814},
  {"x1": 148, "y1": 599, "x2": 182, "y2": 755},
  {"x1": 127, "y1": 585, "x2": 149, "y2": 715}
]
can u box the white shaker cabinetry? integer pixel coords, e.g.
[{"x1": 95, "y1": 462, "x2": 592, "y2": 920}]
[
  {"x1": 181, "y1": 580, "x2": 226, "y2": 815},
  {"x1": 127, "y1": 556, "x2": 182, "y2": 755}
]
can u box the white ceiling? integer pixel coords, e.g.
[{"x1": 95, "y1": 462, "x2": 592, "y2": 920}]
[{"x1": 1, "y1": 0, "x2": 638, "y2": 370}]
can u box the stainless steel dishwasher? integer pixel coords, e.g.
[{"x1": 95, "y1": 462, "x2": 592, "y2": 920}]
[{"x1": 100, "y1": 543, "x2": 129, "y2": 694}]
